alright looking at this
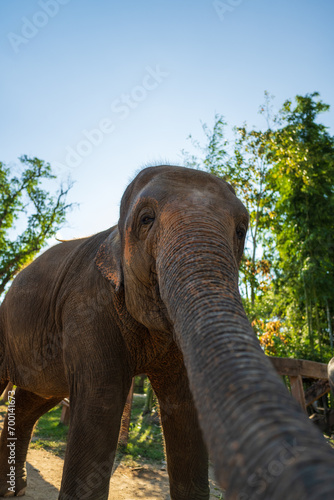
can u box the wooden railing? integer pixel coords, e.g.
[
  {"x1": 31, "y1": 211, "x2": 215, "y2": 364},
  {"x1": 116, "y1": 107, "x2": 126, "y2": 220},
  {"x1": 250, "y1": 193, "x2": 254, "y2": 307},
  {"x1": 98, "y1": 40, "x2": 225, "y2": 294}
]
[{"x1": 269, "y1": 356, "x2": 330, "y2": 412}]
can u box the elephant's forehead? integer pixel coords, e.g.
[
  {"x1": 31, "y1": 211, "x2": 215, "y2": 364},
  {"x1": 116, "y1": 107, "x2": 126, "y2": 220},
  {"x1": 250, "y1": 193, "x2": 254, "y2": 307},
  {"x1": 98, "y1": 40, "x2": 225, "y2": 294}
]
[
  {"x1": 138, "y1": 174, "x2": 232, "y2": 204},
  {"x1": 138, "y1": 184, "x2": 246, "y2": 224},
  {"x1": 123, "y1": 167, "x2": 249, "y2": 224}
]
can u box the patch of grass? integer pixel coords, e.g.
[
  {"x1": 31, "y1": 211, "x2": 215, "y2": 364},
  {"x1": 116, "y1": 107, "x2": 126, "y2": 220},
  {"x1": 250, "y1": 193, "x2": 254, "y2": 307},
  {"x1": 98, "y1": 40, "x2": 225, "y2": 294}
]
[
  {"x1": 117, "y1": 394, "x2": 165, "y2": 465},
  {"x1": 30, "y1": 405, "x2": 68, "y2": 457}
]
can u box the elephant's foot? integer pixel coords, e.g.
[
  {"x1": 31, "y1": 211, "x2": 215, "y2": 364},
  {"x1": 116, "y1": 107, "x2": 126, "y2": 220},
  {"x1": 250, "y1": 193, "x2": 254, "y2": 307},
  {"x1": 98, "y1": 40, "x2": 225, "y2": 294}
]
[{"x1": 0, "y1": 477, "x2": 27, "y2": 497}]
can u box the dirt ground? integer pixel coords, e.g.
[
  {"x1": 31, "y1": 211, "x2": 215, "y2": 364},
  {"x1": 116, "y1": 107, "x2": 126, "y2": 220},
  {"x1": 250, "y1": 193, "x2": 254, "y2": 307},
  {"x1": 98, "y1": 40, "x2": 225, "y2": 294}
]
[
  {"x1": 0, "y1": 405, "x2": 223, "y2": 500},
  {"x1": 13, "y1": 448, "x2": 223, "y2": 499},
  {"x1": 0, "y1": 398, "x2": 224, "y2": 499},
  {"x1": 24, "y1": 448, "x2": 171, "y2": 499}
]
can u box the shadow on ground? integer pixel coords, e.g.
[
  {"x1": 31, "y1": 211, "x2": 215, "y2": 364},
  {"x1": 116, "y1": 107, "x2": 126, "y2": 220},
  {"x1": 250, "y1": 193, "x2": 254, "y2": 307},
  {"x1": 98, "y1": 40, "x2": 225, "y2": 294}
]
[{"x1": 25, "y1": 459, "x2": 61, "y2": 500}]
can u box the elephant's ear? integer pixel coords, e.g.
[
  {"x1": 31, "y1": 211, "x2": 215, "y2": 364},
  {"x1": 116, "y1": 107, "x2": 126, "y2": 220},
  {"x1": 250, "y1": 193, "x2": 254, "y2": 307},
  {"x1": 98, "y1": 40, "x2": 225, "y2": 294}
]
[{"x1": 95, "y1": 227, "x2": 123, "y2": 291}]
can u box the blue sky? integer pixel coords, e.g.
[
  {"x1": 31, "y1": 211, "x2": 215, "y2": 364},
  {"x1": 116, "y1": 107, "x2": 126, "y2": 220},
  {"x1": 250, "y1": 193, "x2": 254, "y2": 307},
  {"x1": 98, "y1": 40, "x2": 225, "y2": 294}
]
[{"x1": 1, "y1": 0, "x2": 334, "y2": 242}]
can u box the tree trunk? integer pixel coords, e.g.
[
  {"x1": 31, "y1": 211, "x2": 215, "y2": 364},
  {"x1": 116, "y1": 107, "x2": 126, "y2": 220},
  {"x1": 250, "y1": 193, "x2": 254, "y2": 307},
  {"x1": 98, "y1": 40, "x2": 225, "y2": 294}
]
[
  {"x1": 303, "y1": 273, "x2": 314, "y2": 353},
  {"x1": 118, "y1": 379, "x2": 134, "y2": 446},
  {"x1": 314, "y1": 298, "x2": 323, "y2": 359},
  {"x1": 143, "y1": 382, "x2": 154, "y2": 415},
  {"x1": 326, "y1": 300, "x2": 333, "y2": 352}
]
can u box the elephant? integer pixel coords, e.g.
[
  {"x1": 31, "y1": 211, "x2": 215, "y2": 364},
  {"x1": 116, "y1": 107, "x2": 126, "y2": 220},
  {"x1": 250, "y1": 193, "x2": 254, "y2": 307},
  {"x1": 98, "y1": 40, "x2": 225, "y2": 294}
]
[{"x1": 0, "y1": 165, "x2": 334, "y2": 500}]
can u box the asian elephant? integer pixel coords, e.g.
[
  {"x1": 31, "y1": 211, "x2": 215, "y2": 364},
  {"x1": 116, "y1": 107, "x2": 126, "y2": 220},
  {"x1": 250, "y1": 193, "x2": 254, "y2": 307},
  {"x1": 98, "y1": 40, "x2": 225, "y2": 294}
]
[{"x1": 0, "y1": 165, "x2": 334, "y2": 499}]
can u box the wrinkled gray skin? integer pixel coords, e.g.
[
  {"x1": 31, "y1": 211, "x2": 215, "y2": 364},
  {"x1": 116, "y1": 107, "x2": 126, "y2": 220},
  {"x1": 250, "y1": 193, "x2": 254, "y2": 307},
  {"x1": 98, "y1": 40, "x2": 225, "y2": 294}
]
[{"x1": 0, "y1": 166, "x2": 334, "y2": 500}]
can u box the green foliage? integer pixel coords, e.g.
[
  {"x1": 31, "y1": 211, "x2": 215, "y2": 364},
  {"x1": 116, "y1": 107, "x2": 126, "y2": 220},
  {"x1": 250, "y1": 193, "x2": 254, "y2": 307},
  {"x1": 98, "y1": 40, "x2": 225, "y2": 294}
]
[
  {"x1": 133, "y1": 375, "x2": 146, "y2": 394},
  {"x1": 266, "y1": 93, "x2": 334, "y2": 361},
  {"x1": 121, "y1": 402, "x2": 164, "y2": 463},
  {"x1": 0, "y1": 156, "x2": 72, "y2": 296},
  {"x1": 143, "y1": 380, "x2": 155, "y2": 414},
  {"x1": 30, "y1": 405, "x2": 68, "y2": 457},
  {"x1": 182, "y1": 92, "x2": 334, "y2": 361},
  {"x1": 182, "y1": 108, "x2": 273, "y2": 317}
]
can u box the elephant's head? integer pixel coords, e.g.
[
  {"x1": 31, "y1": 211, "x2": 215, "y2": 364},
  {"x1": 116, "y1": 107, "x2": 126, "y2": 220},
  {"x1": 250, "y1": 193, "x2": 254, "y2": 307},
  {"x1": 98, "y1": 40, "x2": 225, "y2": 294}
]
[
  {"x1": 98, "y1": 165, "x2": 247, "y2": 331},
  {"x1": 96, "y1": 165, "x2": 334, "y2": 499}
]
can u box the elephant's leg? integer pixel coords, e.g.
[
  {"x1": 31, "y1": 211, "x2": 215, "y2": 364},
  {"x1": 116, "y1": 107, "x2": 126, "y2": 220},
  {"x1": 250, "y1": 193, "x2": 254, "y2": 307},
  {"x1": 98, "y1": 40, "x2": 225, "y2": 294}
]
[
  {"x1": 0, "y1": 388, "x2": 61, "y2": 497},
  {"x1": 59, "y1": 376, "x2": 132, "y2": 500},
  {"x1": 148, "y1": 350, "x2": 210, "y2": 500}
]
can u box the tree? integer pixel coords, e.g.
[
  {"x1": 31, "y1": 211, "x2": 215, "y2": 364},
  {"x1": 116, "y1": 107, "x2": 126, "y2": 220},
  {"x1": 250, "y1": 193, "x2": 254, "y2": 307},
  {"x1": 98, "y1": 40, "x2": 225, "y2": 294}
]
[
  {"x1": 182, "y1": 92, "x2": 334, "y2": 361},
  {"x1": 182, "y1": 112, "x2": 273, "y2": 320},
  {"x1": 266, "y1": 93, "x2": 334, "y2": 360},
  {"x1": 0, "y1": 156, "x2": 72, "y2": 296}
]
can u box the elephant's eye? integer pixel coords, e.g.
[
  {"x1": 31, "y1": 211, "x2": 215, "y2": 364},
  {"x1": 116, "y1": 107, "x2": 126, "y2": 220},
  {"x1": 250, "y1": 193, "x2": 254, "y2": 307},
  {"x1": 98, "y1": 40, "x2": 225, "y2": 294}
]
[
  {"x1": 236, "y1": 228, "x2": 245, "y2": 240},
  {"x1": 141, "y1": 215, "x2": 155, "y2": 226}
]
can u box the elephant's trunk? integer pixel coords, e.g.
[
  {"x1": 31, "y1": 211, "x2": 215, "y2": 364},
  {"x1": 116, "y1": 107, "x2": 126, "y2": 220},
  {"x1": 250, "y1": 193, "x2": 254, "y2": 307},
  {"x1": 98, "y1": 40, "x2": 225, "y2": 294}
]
[{"x1": 157, "y1": 213, "x2": 334, "y2": 500}]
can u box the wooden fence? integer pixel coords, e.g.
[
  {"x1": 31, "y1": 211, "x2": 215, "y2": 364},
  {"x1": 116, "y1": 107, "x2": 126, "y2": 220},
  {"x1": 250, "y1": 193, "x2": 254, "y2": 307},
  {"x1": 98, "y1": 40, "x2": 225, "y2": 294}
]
[{"x1": 268, "y1": 356, "x2": 330, "y2": 412}]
